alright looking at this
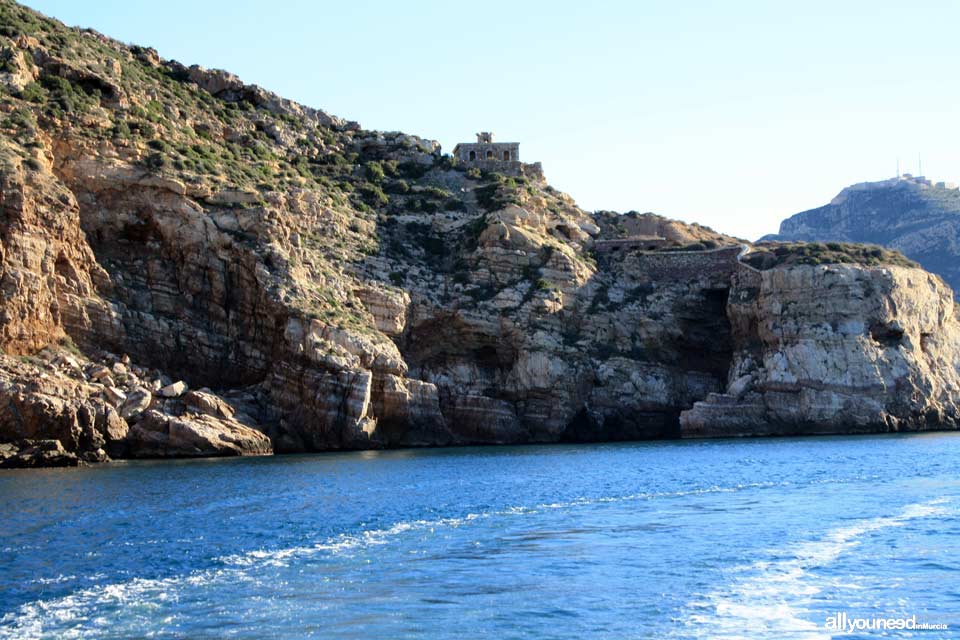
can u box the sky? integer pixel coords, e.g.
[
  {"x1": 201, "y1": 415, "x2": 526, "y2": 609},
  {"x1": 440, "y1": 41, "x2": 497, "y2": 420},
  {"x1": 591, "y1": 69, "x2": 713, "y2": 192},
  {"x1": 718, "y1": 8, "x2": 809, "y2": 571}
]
[{"x1": 22, "y1": 0, "x2": 960, "y2": 240}]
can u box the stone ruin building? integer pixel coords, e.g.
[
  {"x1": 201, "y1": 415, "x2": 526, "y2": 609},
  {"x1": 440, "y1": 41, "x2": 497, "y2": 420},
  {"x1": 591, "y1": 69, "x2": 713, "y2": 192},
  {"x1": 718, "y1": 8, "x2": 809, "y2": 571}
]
[
  {"x1": 453, "y1": 132, "x2": 519, "y2": 164},
  {"x1": 452, "y1": 132, "x2": 543, "y2": 179}
]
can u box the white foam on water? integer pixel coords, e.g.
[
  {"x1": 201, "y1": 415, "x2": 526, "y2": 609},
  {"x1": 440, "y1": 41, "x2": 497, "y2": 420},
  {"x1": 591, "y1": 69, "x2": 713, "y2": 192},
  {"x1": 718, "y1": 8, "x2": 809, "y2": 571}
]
[
  {"x1": 0, "y1": 512, "x2": 498, "y2": 639},
  {"x1": 682, "y1": 499, "x2": 953, "y2": 640},
  {"x1": 213, "y1": 483, "x2": 787, "y2": 569},
  {"x1": 0, "y1": 478, "x2": 839, "y2": 639}
]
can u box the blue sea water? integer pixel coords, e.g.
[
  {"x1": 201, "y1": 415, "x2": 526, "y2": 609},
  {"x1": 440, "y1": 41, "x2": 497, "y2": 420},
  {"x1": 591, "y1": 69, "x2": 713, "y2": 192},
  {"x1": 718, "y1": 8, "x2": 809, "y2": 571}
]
[{"x1": 1, "y1": 434, "x2": 958, "y2": 639}]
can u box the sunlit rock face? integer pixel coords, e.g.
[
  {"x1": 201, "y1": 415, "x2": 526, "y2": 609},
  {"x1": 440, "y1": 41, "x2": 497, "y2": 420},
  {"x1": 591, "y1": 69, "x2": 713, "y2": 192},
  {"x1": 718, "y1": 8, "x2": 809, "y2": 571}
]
[{"x1": 681, "y1": 265, "x2": 960, "y2": 437}]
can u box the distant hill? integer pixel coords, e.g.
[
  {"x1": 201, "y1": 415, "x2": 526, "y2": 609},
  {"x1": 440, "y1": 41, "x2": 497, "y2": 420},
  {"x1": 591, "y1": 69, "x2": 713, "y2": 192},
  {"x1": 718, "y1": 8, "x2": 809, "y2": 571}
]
[{"x1": 763, "y1": 175, "x2": 960, "y2": 295}]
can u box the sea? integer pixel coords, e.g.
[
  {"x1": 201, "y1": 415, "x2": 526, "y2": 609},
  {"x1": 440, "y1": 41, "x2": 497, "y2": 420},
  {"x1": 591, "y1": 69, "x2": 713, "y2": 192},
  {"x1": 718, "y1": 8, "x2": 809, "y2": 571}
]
[{"x1": 1, "y1": 433, "x2": 958, "y2": 639}]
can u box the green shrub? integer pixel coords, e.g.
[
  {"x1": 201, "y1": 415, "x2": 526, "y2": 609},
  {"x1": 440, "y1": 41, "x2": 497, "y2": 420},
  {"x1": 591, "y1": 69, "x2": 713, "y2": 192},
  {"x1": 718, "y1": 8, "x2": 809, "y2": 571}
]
[
  {"x1": 3, "y1": 108, "x2": 35, "y2": 133},
  {"x1": 357, "y1": 183, "x2": 388, "y2": 207},
  {"x1": 142, "y1": 152, "x2": 167, "y2": 170},
  {"x1": 144, "y1": 100, "x2": 165, "y2": 122},
  {"x1": 475, "y1": 176, "x2": 519, "y2": 212},
  {"x1": 386, "y1": 179, "x2": 409, "y2": 195},
  {"x1": 147, "y1": 138, "x2": 171, "y2": 152},
  {"x1": 39, "y1": 75, "x2": 95, "y2": 114},
  {"x1": 112, "y1": 120, "x2": 131, "y2": 139},
  {"x1": 743, "y1": 242, "x2": 917, "y2": 270},
  {"x1": 422, "y1": 186, "x2": 452, "y2": 199},
  {"x1": 398, "y1": 161, "x2": 430, "y2": 179},
  {"x1": 462, "y1": 215, "x2": 487, "y2": 251},
  {"x1": 364, "y1": 161, "x2": 385, "y2": 182},
  {"x1": 133, "y1": 121, "x2": 156, "y2": 138},
  {"x1": 19, "y1": 81, "x2": 45, "y2": 103},
  {"x1": 381, "y1": 159, "x2": 400, "y2": 177}
]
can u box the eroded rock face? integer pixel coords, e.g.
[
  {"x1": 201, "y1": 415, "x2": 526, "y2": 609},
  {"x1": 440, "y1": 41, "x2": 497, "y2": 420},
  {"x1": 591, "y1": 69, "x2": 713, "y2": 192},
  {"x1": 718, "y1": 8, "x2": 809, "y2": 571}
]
[
  {"x1": 0, "y1": 356, "x2": 109, "y2": 462},
  {"x1": 3, "y1": 0, "x2": 960, "y2": 467},
  {"x1": 0, "y1": 141, "x2": 102, "y2": 354},
  {"x1": 680, "y1": 266, "x2": 960, "y2": 436}
]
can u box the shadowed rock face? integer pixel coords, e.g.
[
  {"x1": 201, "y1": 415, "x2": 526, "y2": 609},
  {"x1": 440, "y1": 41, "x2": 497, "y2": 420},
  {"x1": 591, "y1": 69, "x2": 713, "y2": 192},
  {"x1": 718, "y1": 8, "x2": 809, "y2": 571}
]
[
  {"x1": 0, "y1": 0, "x2": 958, "y2": 466},
  {"x1": 764, "y1": 177, "x2": 960, "y2": 298}
]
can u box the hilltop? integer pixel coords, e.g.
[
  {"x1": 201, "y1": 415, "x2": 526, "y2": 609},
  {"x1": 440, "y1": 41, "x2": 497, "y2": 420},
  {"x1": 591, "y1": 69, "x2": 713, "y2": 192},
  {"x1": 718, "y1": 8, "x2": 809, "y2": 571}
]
[
  {"x1": 763, "y1": 175, "x2": 960, "y2": 295},
  {"x1": 1, "y1": 0, "x2": 958, "y2": 466}
]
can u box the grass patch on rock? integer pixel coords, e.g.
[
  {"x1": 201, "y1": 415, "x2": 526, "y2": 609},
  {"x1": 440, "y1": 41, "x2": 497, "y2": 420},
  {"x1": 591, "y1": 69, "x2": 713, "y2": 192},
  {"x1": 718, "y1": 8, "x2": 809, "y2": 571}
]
[{"x1": 743, "y1": 242, "x2": 918, "y2": 270}]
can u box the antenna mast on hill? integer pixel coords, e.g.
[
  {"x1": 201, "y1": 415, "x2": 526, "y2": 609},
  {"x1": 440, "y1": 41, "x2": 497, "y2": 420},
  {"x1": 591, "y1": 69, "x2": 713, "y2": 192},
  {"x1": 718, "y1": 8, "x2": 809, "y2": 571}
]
[
  {"x1": 896, "y1": 157, "x2": 900, "y2": 179},
  {"x1": 919, "y1": 153, "x2": 923, "y2": 177}
]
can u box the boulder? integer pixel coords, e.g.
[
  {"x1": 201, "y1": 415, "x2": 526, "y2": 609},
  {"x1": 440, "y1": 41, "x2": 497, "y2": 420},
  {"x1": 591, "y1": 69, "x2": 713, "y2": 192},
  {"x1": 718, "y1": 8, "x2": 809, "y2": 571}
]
[
  {"x1": 159, "y1": 381, "x2": 188, "y2": 398},
  {"x1": 97, "y1": 407, "x2": 129, "y2": 443},
  {"x1": 54, "y1": 353, "x2": 82, "y2": 375},
  {"x1": 184, "y1": 389, "x2": 235, "y2": 419},
  {"x1": 103, "y1": 386, "x2": 126, "y2": 407},
  {"x1": 126, "y1": 410, "x2": 272, "y2": 458},
  {"x1": 0, "y1": 440, "x2": 80, "y2": 468},
  {"x1": 120, "y1": 387, "x2": 152, "y2": 420},
  {"x1": 187, "y1": 65, "x2": 244, "y2": 97},
  {"x1": 89, "y1": 365, "x2": 112, "y2": 382},
  {"x1": 208, "y1": 189, "x2": 260, "y2": 206}
]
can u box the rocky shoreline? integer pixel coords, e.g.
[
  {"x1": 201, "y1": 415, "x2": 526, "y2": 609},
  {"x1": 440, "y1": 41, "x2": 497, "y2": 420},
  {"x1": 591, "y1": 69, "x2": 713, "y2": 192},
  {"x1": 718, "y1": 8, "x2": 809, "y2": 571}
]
[
  {"x1": 0, "y1": 347, "x2": 271, "y2": 468},
  {"x1": 2, "y1": 0, "x2": 959, "y2": 468}
]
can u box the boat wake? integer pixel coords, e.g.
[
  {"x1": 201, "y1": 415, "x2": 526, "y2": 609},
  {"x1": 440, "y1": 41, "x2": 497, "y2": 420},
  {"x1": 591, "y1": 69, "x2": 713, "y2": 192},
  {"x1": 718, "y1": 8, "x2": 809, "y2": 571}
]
[
  {"x1": 0, "y1": 477, "x2": 905, "y2": 639},
  {"x1": 682, "y1": 498, "x2": 954, "y2": 639}
]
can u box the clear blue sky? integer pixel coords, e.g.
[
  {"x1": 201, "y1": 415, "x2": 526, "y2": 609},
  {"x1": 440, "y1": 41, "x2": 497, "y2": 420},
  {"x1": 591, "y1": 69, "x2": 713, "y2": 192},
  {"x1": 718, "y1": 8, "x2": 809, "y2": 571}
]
[{"x1": 23, "y1": 0, "x2": 960, "y2": 240}]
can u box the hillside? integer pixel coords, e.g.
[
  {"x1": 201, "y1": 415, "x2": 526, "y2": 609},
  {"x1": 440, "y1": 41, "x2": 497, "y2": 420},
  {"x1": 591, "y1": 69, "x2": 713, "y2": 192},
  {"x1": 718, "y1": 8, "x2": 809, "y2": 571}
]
[
  {"x1": 763, "y1": 175, "x2": 960, "y2": 295},
  {"x1": 1, "y1": 0, "x2": 959, "y2": 466}
]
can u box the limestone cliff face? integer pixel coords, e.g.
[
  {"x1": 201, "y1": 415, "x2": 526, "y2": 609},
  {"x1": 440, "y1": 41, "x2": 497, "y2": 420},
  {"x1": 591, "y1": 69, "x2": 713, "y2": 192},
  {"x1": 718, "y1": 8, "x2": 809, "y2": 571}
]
[
  {"x1": 1, "y1": 0, "x2": 959, "y2": 467},
  {"x1": 681, "y1": 265, "x2": 960, "y2": 436},
  {"x1": 0, "y1": 138, "x2": 103, "y2": 354}
]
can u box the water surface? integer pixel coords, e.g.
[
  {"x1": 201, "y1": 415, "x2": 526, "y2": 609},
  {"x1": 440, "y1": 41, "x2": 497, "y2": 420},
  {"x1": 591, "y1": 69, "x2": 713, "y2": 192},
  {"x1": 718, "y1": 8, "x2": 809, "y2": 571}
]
[{"x1": 1, "y1": 434, "x2": 958, "y2": 638}]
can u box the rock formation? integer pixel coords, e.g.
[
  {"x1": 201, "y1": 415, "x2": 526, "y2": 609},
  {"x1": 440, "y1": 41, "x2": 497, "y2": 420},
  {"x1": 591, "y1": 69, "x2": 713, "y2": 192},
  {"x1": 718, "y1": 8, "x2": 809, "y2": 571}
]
[
  {"x1": 680, "y1": 265, "x2": 960, "y2": 436},
  {"x1": 764, "y1": 175, "x2": 960, "y2": 297},
  {"x1": 0, "y1": 0, "x2": 958, "y2": 466}
]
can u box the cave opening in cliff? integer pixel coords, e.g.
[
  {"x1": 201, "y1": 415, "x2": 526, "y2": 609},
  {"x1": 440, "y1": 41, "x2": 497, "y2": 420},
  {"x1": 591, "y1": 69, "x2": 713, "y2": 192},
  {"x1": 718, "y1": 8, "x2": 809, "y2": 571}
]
[
  {"x1": 869, "y1": 322, "x2": 905, "y2": 348},
  {"x1": 673, "y1": 287, "x2": 734, "y2": 380}
]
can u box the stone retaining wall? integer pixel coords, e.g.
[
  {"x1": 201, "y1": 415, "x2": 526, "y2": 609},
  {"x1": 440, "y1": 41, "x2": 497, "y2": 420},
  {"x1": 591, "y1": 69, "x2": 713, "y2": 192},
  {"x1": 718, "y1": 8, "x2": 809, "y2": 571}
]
[{"x1": 614, "y1": 246, "x2": 744, "y2": 282}]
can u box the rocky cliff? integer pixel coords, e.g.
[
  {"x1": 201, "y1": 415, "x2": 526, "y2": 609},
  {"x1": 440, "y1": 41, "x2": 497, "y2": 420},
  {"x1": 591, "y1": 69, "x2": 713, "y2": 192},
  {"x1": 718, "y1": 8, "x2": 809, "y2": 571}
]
[
  {"x1": 0, "y1": 1, "x2": 958, "y2": 466},
  {"x1": 680, "y1": 264, "x2": 960, "y2": 436},
  {"x1": 764, "y1": 175, "x2": 960, "y2": 297}
]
